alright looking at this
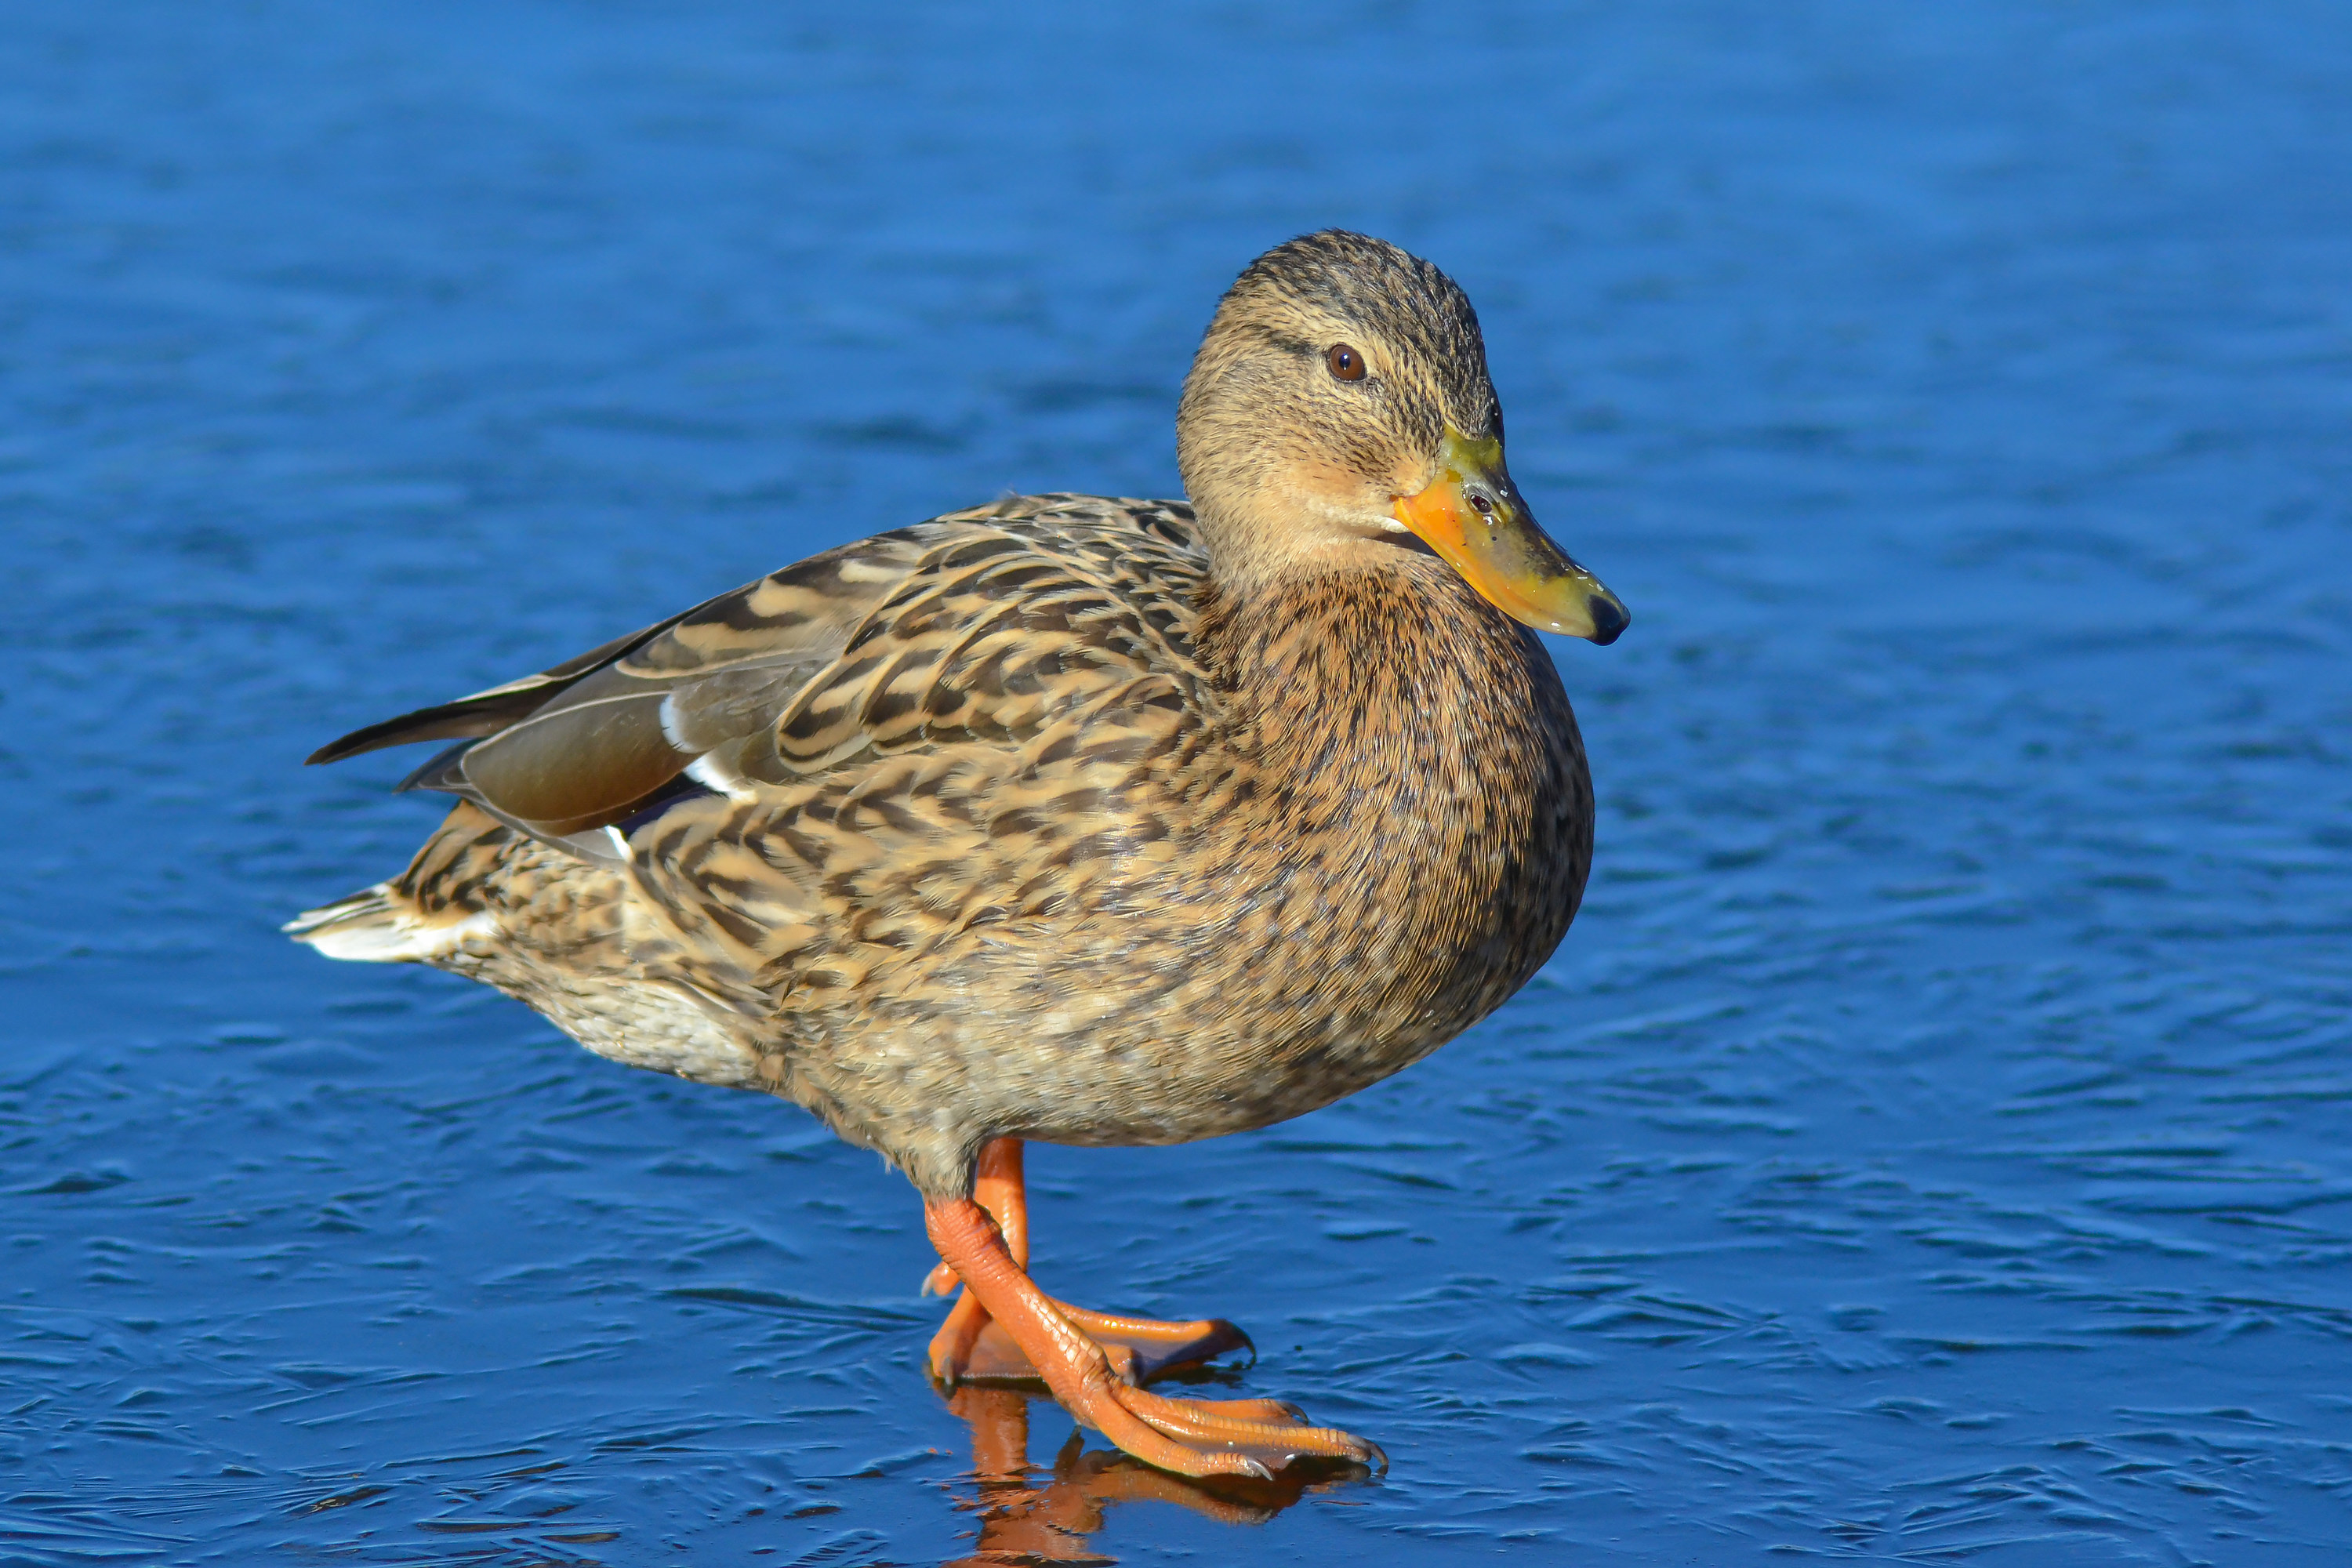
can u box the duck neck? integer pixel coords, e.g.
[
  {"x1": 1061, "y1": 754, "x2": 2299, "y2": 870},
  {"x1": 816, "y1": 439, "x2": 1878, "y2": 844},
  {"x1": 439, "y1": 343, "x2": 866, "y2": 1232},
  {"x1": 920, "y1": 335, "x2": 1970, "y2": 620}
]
[
  {"x1": 1181, "y1": 543, "x2": 1591, "y2": 1060},
  {"x1": 1192, "y1": 545, "x2": 1560, "y2": 803}
]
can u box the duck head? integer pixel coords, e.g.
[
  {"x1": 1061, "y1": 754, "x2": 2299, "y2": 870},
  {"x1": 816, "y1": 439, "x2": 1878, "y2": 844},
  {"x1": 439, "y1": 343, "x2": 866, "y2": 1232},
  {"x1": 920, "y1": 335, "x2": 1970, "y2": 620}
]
[{"x1": 1177, "y1": 230, "x2": 1628, "y2": 644}]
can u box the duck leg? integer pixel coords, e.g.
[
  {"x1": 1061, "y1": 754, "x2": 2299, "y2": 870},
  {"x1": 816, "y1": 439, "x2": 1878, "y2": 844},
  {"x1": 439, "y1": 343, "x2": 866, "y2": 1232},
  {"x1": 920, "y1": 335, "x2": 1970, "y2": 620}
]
[
  {"x1": 924, "y1": 1138, "x2": 1250, "y2": 1385},
  {"x1": 924, "y1": 1192, "x2": 1381, "y2": 1479},
  {"x1": 924, "y1": 1138, "x2": 1030, "y2": 1381}
]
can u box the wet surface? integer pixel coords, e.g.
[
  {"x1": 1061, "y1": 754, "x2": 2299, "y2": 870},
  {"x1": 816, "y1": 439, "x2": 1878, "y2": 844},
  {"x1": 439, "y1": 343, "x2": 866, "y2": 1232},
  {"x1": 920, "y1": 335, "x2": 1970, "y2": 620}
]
[{"x1": 6, "y1": 3, "x2": 2352, "y2": 1563}]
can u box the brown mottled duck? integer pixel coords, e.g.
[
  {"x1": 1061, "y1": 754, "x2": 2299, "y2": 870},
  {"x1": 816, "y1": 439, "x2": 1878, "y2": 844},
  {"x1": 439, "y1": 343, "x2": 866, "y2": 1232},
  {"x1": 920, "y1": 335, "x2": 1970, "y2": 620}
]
[{"x1": 289, "y1": 230, "x2": 1628, "y2": 1480}]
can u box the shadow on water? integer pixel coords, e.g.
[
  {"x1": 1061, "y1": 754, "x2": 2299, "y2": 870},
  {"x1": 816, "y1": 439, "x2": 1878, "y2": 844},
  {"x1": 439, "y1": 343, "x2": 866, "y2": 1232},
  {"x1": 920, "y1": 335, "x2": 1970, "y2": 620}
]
[{"x1": 935, "y1": 1385, "x2": 1356, "y2": 1566}]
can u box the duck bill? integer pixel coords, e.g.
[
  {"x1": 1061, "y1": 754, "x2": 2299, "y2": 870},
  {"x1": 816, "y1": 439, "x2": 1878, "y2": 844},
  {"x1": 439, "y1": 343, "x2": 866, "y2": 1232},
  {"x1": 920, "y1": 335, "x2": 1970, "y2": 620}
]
[{"x1": 1392, "y1": 431, "x2": 1629, "y2": 644}]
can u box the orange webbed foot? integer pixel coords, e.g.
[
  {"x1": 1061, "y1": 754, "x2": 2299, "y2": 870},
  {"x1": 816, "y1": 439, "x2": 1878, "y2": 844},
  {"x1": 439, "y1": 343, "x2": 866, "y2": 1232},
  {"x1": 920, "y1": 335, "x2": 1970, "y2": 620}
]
[
  {"x1": 932, "y1": 1294, "x2": 1252, "y2": 1387},
  {"x1": 923, "y1": 1163, "x2": 1381, "y2": 1480},
  {"x1": 1107, "y1": 1382, "x2": 1384, "y2": 1475},
  {"x1": 923, "y1": 1138, "x2": 1251, "y2": 1388},
  {"x1": 940, "y1": 1383, "x2": 1302, "y2": 1566}
]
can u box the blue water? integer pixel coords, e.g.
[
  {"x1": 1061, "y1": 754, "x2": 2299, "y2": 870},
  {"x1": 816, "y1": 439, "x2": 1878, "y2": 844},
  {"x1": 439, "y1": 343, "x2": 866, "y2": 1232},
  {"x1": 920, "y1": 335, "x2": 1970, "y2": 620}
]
[{"x1": 7, "y1": 3, "x2": 2351, "y2": 1563}]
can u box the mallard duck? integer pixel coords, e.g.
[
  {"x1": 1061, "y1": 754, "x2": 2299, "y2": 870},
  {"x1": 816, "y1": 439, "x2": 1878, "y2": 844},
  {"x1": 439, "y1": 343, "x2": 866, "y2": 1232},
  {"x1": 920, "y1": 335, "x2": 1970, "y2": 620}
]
[{"x1": 289, "y1": 230, "x2": 1627, "y2": 1480}]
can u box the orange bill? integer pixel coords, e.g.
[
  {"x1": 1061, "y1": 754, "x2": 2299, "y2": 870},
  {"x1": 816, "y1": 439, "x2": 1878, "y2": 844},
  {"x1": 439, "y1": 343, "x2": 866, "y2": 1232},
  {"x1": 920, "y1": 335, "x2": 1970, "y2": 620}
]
[{"x1": 1392, "y1": 430, "x2": 1628, "y2": 644}]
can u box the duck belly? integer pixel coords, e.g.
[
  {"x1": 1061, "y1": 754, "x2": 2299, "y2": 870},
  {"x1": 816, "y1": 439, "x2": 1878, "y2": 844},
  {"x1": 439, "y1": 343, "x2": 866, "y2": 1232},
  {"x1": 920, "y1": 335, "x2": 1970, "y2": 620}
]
[{"x1": 450, "y1": 952, "x2": 770, "y2": 1091}]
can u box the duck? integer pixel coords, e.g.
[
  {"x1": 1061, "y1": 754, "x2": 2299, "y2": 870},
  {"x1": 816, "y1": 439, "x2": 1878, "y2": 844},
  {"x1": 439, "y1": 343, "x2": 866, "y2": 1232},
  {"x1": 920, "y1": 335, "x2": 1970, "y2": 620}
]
[{"x1": 288, "y1": 230, "x2": 1628, "y2": 1481}]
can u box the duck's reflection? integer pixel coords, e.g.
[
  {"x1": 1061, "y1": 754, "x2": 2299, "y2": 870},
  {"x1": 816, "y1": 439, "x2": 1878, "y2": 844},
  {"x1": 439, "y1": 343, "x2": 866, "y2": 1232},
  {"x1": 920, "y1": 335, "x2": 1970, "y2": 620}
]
[{"x1": 939, "y1": 1385, "x2": 1342, "y2": 1565}]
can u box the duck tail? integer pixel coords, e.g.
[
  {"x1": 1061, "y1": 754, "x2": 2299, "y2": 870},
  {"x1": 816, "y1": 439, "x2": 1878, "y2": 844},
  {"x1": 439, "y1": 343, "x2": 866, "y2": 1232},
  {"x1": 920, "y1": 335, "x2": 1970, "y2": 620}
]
[
  {"x1": 284, "y1": 882, "x2": 495, "y2": 963},
  {"x1": 287, "y1": 800, "x2": 519, "y2": 964}
]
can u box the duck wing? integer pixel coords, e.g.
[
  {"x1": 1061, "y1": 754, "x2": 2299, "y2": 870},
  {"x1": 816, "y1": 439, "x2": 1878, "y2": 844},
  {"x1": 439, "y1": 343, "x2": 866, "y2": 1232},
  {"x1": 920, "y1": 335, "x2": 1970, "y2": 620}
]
[{"x1": 307, "y1": 496, "x2": 1207, "y2": 860}]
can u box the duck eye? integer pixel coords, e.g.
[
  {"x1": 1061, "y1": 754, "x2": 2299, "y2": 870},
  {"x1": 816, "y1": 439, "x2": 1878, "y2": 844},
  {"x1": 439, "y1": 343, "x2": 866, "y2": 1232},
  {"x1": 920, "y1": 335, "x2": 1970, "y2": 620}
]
[{"x1": 1325, "y1": 343, "x2": 1365, "y2": 382}]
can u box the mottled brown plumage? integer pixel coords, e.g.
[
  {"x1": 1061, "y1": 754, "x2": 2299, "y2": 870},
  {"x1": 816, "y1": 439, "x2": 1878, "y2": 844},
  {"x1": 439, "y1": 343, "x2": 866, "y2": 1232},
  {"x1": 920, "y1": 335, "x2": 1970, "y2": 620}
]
[{"x1": 290, "y1": 230, "x2": 1624, "y2": 1478}]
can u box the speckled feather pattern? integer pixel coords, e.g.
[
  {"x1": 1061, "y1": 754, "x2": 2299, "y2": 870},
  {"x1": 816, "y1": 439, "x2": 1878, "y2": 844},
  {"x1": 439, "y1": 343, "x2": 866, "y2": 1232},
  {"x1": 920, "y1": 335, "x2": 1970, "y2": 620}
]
[{"x1": 304, "y1": 493, "x2": 1590, "y2": 1193}]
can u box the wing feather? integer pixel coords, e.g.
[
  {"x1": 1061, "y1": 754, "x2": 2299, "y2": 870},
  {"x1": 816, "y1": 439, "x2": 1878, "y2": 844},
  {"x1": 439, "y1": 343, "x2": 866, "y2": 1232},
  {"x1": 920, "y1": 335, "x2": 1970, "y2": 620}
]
[{"x1": 306, "y1": 499, "x2": 1209, "y2": 865}]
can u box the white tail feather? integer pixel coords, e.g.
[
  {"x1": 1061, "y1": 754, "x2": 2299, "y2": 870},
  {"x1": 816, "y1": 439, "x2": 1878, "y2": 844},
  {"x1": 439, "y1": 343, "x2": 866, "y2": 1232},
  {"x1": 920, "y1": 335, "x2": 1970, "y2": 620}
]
[{"x1": 285, "y1": 885, "x2": 495, "y2": 963}]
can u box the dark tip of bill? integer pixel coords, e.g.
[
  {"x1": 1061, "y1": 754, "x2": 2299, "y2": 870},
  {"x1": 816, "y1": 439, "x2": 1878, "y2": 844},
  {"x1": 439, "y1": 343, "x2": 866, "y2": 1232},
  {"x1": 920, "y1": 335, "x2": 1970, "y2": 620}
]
[{"x1": 1586, "y1": 593, "x2": 1629, "y2": 645}]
